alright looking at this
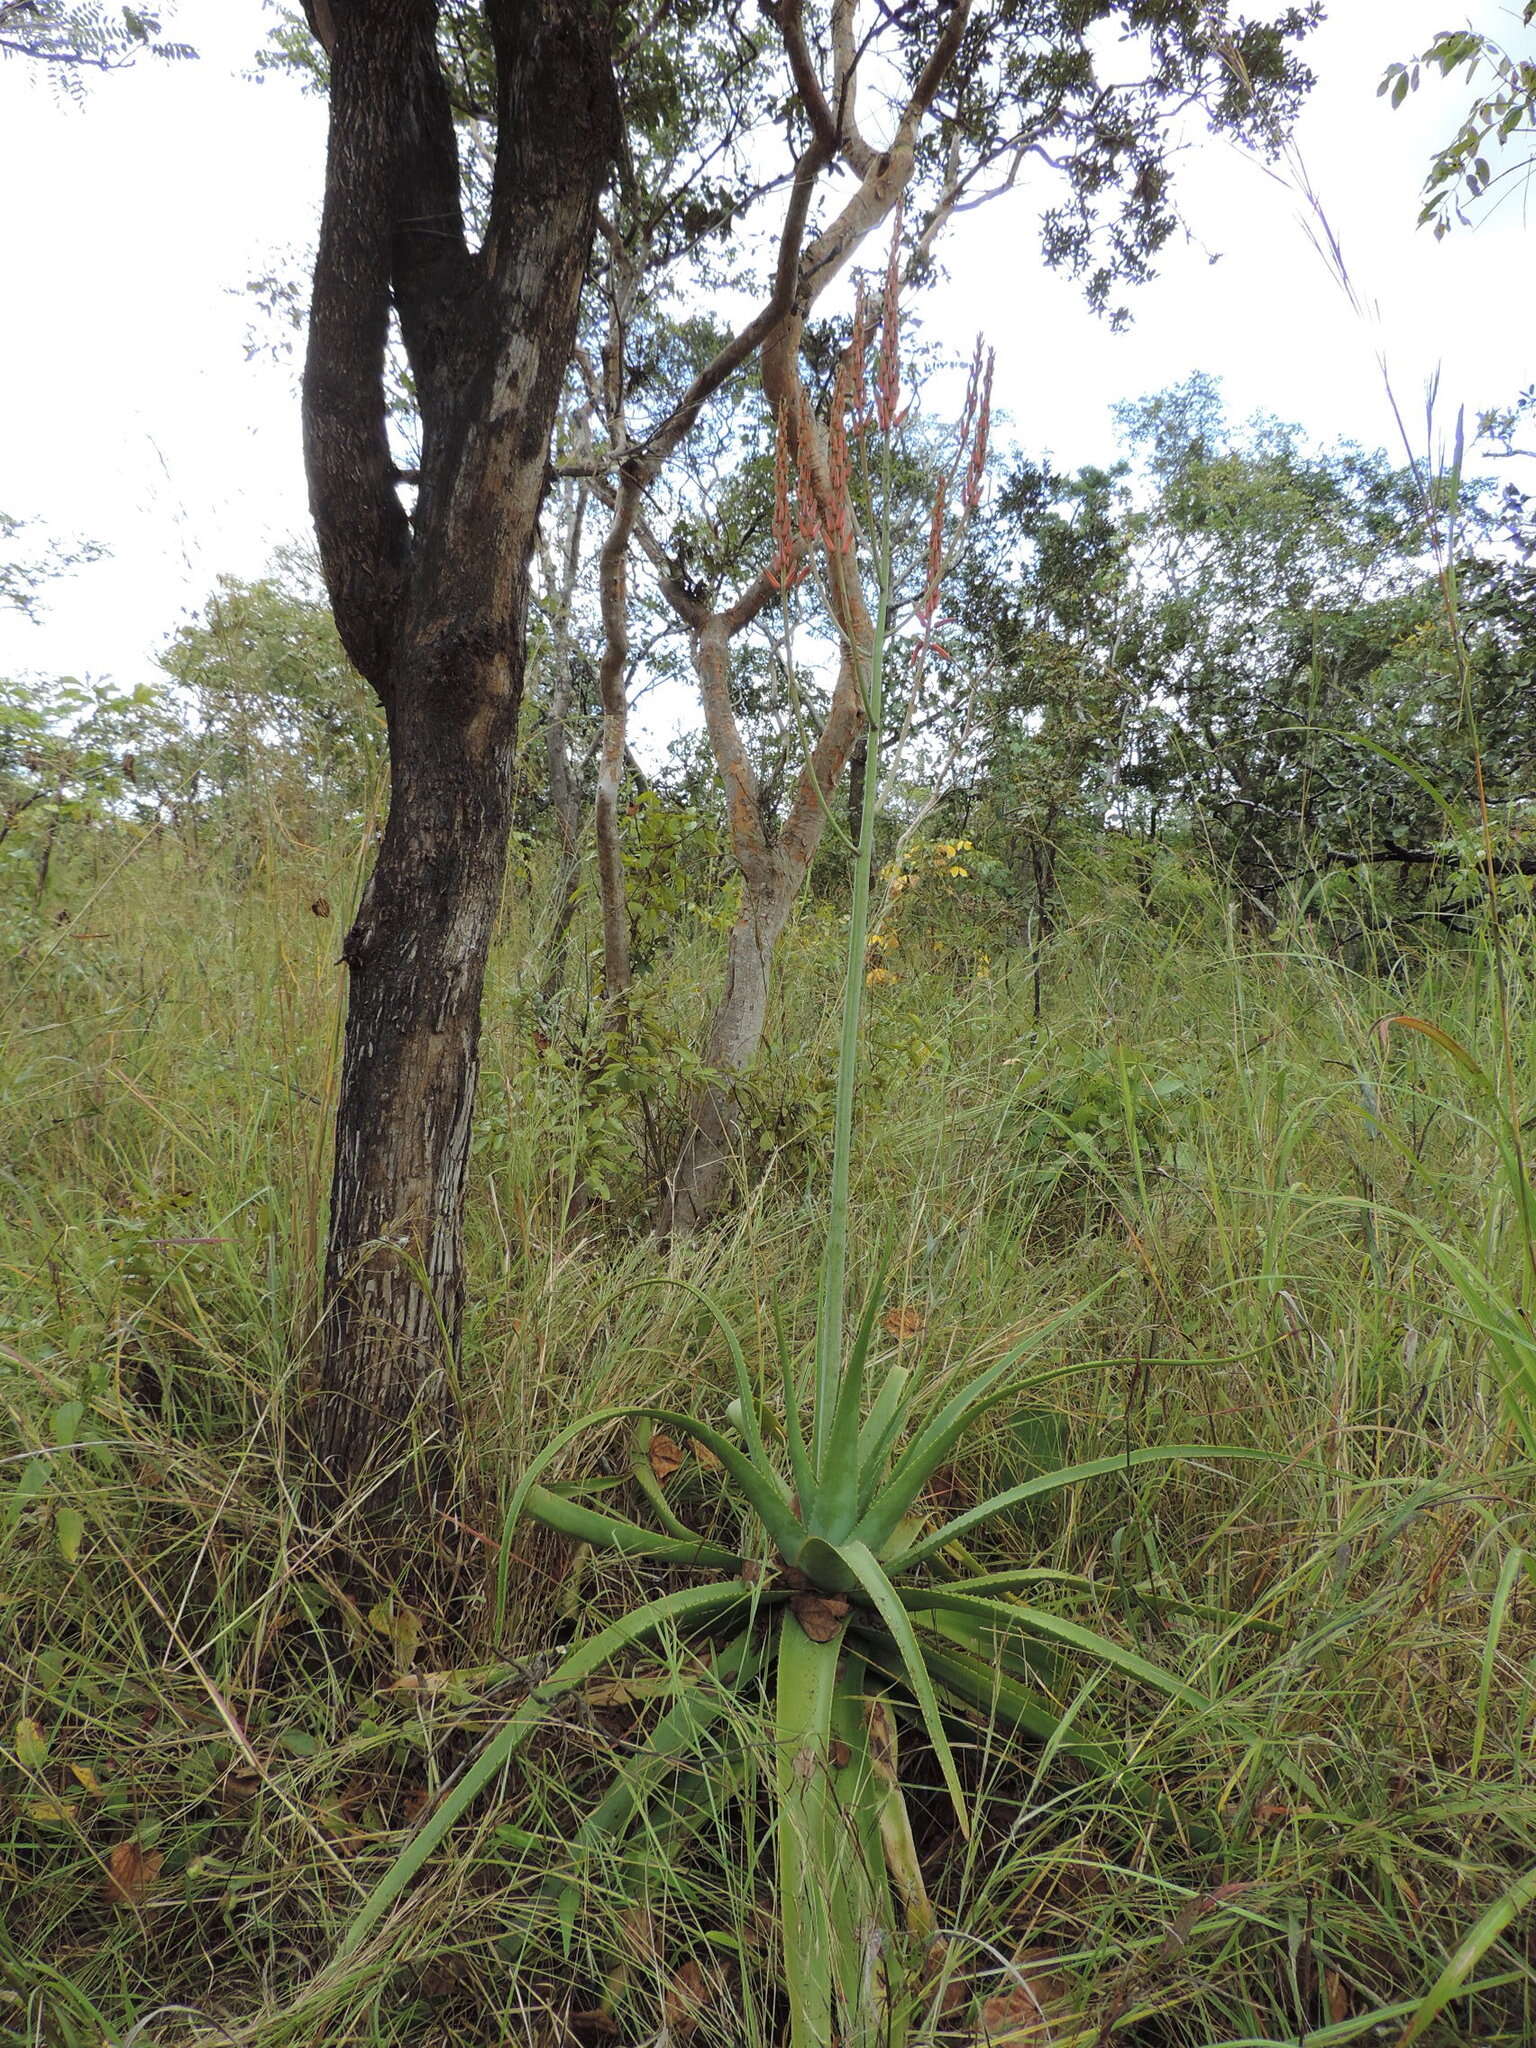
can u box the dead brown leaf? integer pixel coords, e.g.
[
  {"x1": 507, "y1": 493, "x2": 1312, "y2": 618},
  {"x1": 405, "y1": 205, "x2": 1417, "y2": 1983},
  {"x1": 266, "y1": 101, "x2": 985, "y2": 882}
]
[
  {"x1": 310, "y1": 896, "x2": 331, "y2": 918},
  {"x1": 648, "y1": 1432, "x2": 686, "y2": 1485},
  {"x1": 585, "y1": 1677, "x2": 647, "y2": 1709},
  {"x1": 977, "y1": 1967, "x2": 1066, "y2": 2043},
  {"x1": 1158, "y1": 1881, "x2": 1255, "y2": 1959},
  {"x1": 791, "y1": 1590, "x2": 850, "y2": 1643},
  {"x1": 219, "y1": 1765, "x2": 263, "y2": 1810},
  {"x1": 882, "y1": 1304, "x2": 926, "y2": 1340},
  {"x1": 1325, "y1": 1970, "x2": 1350, "y2": 2024},
  {"x1": 104, "y1": 1838, "x2": 163, "y2": 1906},
  {"x1": 663, "y1": 1959, "x2": 712, "y2": 2036}
]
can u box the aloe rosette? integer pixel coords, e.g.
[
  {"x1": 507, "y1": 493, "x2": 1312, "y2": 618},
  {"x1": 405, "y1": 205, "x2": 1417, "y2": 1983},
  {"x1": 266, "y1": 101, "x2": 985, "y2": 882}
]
[{"x1": 336, "y1": 238, "x2": 1257, "y2": 2041}]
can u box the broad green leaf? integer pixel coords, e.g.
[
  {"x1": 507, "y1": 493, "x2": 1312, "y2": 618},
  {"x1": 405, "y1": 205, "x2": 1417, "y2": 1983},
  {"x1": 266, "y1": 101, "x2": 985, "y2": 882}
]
[
  {"x1": 776, "y1": 1606, "x2": 844, "y2": 2044},
  {"x1": 54, "y1": 1506, "x2": 85, "y2": 1565},
  {"x1": 1396, "y1": 1864, "x2": 1536, "y2": 2045},
  {"x1": 14, "y1": 1717, "x2": 49, "y2": 1770},
  {"x1": 499, "y1": 1403, "x2": 803, "y2": 1630},
  {"x1": 885, "y1": 1444, "x2": 1276, "y2": 1571},
  {"x1": 808, "y1": 1264, "x2": 891, "y2": 1538},
  {"x1": 899, "y1": 1587, "x2": 1209, "y2": 1709},
  {"x1": 855, "y1": 1364, "x2": 913, "y2": 1512},
  {"x1": 837, "y1": 1539, "x2": 970, "y2": 1835}
]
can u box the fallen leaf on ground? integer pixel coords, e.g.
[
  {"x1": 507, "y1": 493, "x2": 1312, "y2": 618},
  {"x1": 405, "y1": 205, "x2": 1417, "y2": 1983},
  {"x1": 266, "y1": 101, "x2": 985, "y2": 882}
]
[
  {"x1": 104, "y1": 1838, "x2": 164, "y2": 1906},
  {"x1": 647, "y1": 1432, "x2": 685, "y2": 1484},
  {"x1": 664, "y1": 1959, "x2": 713, "y2": 2035},
  {"x1": 977, "y1": 1963, "x2": 1068, "y2": 2043},
  {"x1": 14, "y1": 1717, "x2": 48, "y2": 1770},
  {"x1": 25, "y1": 1799, "x2": 77, "y2": 1825},
  {"x1": 882, "y1": 1305, "x2": 926, "y2": 1340}
]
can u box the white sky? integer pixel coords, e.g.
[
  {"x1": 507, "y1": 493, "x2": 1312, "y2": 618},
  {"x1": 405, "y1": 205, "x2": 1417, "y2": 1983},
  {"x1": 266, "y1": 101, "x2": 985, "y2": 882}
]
[{"x1": 1, "y1": 0, "x2": 1532, "y2": 702}]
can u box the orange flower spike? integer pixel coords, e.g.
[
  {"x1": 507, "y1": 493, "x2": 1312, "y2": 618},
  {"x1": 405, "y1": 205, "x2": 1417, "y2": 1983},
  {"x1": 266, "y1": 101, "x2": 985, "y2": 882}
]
[
  {"x1": 825, "y1": 366, "x2": 856, "y2": 556},
  {"x1": 848, "y1": 280, "x2": 873, "y2": 429},
  {"x1": 963, "y1": 347, "x2": 995, "y2": 512},
  {"x1": 875, "y1": 195, "x2": 905, "y2": 435},
  {"x1": 792, "y1": 391, "x2": 822, "y2": 553},
  {"x1": 918, "y1": 477, "x2": 946, "y2": 635},
  {"x1": 956, "y1": 336, "x2": 985, "y2": 475}
]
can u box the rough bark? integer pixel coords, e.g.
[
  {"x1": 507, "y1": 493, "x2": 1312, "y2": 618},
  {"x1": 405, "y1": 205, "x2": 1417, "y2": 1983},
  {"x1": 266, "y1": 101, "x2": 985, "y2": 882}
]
[{"x1": 304, "y1": 0, "x2": 617, "y2": 1491}]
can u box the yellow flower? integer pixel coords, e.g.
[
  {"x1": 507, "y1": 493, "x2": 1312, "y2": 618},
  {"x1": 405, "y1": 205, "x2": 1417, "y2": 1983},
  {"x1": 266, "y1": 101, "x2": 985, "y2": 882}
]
[
  {"x1": 949, "y1": 864, "x2": 968, "y2": 878},
  {"x1": 866, "y1": 965, "x2": 898, "y2": 986}
]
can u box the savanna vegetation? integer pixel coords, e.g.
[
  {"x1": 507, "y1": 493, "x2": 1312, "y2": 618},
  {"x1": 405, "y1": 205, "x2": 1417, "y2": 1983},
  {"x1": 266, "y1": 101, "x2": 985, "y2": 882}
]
[{"x1": 4, "y1": 5, "x2": 1536, "y2": 2046}]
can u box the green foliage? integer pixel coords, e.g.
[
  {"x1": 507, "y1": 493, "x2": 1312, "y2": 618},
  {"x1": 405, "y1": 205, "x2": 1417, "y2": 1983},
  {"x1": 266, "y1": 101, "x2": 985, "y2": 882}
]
[
  {"x1": 619, "y1": 790, "x2": 733, "y2": 968},
  {"x1": 9, "y1": 799, "x2": 1536, "y2": 2042},
  {"x1": 341, "y1": 388, "x2": 1241, "y2": 2048},
  {"x1": 1381, "y1": 7, "x2": 1536, "y2": 236},
  {"x1": 0, "y1": 511, "x2": 104, "y2": 623},
  {"x1": 958, "y1": 376, "x2": 1536, "y2": 927},
  {"x1": 0, "y1": 673, "x2": 165, "y2": 922},
  {"x1": 1012, "y1": 1043, "x2": 1205, "y2": 1197},
  {"x1": 156, "y1": 555, "x2": 382, "y2": 830},
  {"x1": 0, "y1": 1, "x2": 193, "y2": 82}
]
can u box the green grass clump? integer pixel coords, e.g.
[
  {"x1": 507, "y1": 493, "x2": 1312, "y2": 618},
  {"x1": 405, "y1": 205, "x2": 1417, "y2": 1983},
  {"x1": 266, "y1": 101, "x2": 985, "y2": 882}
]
[{"x1": 4, "y1": 824, "x2": 1536, "y2": 2046}]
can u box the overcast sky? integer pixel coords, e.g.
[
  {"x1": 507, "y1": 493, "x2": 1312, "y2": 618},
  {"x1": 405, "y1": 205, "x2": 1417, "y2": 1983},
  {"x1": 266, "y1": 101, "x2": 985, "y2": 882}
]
[{"x1": 1, "y1": 0, "x2": 1532, "y2": 713}]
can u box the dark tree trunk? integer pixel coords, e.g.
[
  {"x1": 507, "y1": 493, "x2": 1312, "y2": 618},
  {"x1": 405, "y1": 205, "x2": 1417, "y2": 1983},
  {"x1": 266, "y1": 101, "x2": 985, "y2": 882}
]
[
  {"x1": 312, "y1": 631, "x2": 521, "y2": 1480},
  {"x1": 301, "y1": 0, "x2": 617, "y2": 1492}
]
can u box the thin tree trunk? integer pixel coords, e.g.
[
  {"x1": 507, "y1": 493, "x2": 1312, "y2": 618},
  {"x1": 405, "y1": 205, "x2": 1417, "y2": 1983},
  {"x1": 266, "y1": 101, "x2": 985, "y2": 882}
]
[
  {"x1": 593, "y1": 470, "x2": 640, "y2": 1005},
  {"x1": 658, "y1": 865, "x2": 799, "y2": 1236},
  {"x1": 537, "y1": 490, "x2": 588, "y2": 1006}
]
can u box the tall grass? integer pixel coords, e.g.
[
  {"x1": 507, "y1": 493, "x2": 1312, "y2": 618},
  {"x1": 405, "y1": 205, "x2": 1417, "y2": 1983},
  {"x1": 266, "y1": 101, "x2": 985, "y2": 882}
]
[{"x1": 3, "y1": 822, "x2": 1536, "y2": 2045}]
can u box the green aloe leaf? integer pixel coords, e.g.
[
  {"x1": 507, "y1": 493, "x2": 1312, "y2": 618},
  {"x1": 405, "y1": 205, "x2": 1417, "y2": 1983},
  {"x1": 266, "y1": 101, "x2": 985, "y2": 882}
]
[
  {"x1": 540, "y1": 1630, "x2": 763, "y2": 1945},
  {"x1": 898, "y1": 1586, "x2": 1209, "y2": 1709},
  {"x1": 857, "y1": 1347, "x2": 1109, "y2": 1553},
  {"x1": 630, "y1": 1427, "x2": 705, "y2": 1542},
  {"x1": 500, "y1": 1402, "x2": 804, "y2": 1629},
  {"x1": 770, "y1": 1296, "x2": 818, "y2": 1511},
  {"x1": 853, "y1": 1623, "x2": 1112, "y2": 1769},
  {"x1": 776, "y1": 1604, "x2": 845, "y2": 2044},
  {"x1": 588, "y1": 1273, "x2": 782, "y2": 1481},
  {"x1": 837, "y1": 1538, "x2": 970, "y2": 1835},
  {"x1": 518, "y1": 1483, "x2": 740, "y2": 1571},
  {"x1": 883, "y1": 1444, "x2": 1276, "y2": 1571},
  {"x1": 855, "y1": 1363, "x2": 913, "y2": 1512},
  {"x1": 809, "y1": 1264, "x2": 892, "y2": 1538}
]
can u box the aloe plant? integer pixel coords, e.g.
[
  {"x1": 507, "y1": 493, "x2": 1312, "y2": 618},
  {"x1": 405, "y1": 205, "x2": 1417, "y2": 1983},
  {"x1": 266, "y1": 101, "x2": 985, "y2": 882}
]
[{"x1": 337, "y1": 245, "x2": 1255, "y2": 2040}]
